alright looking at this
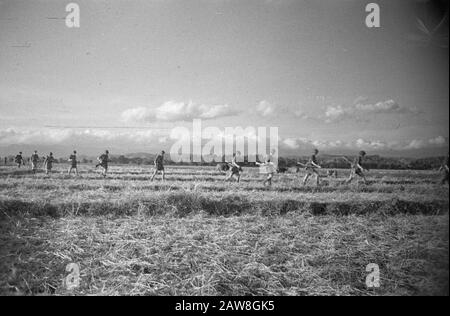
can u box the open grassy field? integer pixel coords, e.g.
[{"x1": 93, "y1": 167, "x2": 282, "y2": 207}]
[{"x1": 0, "y1": 164, "x2": 448, "y2": 296}]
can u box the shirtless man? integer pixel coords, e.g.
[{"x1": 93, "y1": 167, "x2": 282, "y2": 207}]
[
  {"x1": 299, "y1": 149, "x2": 322, "y2": 186},
  {"x1": 224, "y1": 153, "x2": 242, "y2": 183},
  {"x1": 150, "y1": 151, "x2": 166, "y2": 181},
  {"x1": 96, "y1": 150, "x2": 110, "y2": 177},
  {"x1": 15, "y1": 152, "x2": 25, "y2": 168},
  {"x1": 345, "y1": 151, "x2": 369, "y2": 184},
  {"x1": 256, "y1": 157, "x2": 276, "y2": 186}
]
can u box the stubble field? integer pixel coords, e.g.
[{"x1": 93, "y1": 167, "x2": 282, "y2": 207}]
[{"x1": 0, "y1": 164, "x2": 448, "y2": 296}]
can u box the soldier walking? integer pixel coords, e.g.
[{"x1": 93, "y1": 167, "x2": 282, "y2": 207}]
[{"x1": 68, "y1": 150, "x2": 79, "y2": 176}]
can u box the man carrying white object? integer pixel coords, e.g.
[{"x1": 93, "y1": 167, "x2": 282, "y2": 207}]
[
  {"x1": 30, "y1": 150, "x2": 40, "y2": 174},
  {"x1": 256, "y1": 157, "x2": 276, "y2": 187}
]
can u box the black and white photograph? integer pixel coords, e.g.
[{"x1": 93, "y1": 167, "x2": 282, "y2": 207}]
[{"x1": 0, "y1": 0, "x2": 449, "y2": 300}]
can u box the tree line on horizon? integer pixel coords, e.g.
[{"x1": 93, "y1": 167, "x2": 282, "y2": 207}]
[{"x1": 0, "y1": 153, "x2": 446, "y2": 170}]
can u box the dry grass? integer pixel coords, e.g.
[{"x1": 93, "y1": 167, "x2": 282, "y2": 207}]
[
  {"x1": 0, "y1": 213, "x2": 448, "y2": 296},
  {"x1": 0, "y1": 165, "x2": 448, "y2": 296}
]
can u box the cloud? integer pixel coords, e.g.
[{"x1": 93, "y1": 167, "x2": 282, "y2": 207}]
[
  {"x1": 277, "y1": 98, "x2": 421, "y2": 125},
  {"x1": 1, "y1": 126, "x2": 447, "y2": 155},
  {"x1": 429, "y1": 135, "x2": 446, "y2": 146},
  {"x1": 281, "y1": 137, "x2": 349, "y2": 151},
  {"x1": 255, "y1": 101, "x2": 314, "y2": 121},
  {"x1": 404, "y1": 139, "x2": 425, "y2": 150},
  {"x1": 355, "y1": 138, "x2": 389, "y2": 150},
  {"x1": 200, "y1": 104, "x2": 237, "y2": 119},
  {"x1": 122, "y1": 101, "x2": 238, "y2": 123},
  {"x1": 256, "y1": 100, "x2": 309, "y2": 119},
  {"x1": 293, "y1": 110, "x2": 310, "y2": 120},
  {"x1": 353, "y1": 96, "x2": 369, "y2": 105},
  {"x1": 280, "y1": 135, "x2": 448, "y2": 152},
  {"x1": 0, "y1": 128, "x2": 168, "y2": 146},
  {"x1": 354, "y1": 136, "x2": 448, "y2": 151},
  {"x1": 354, "y1": 100, "x2": 416, "y2": 114},
  {"x1": 323, "y1": 99, "x2": 420, "y2": 123},
  {"x1": 256, "y1": 100, "x2": 277, "y2": 117},
  {"x1": 121, "y1": 107, "x2": 153, "y2": 123},
  {"x1": 324, "y1": 105, "x2": 349, "y2": 123},
  {"x1": 404, "y1": 136, "x2": 448, "y2": 150},
  {"x1": 156, "y1": 101, "x2": 200, "y2": 121},
  {"x1": 282, "y1": 138, "x2": 301, "y2": 149}
]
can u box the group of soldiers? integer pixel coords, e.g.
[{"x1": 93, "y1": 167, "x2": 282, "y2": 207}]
[
  {"x1": 7, "y1": 150, "x2": 111, "y2": 177},
  {"x1": 214, "y1": 149, "x2": 370, "y2": 186},
  {"x1": 219, "y1": 149, "x2": 449, "y2": 187},
  {"x1": 1, "y1": 149, "x2": 449, "y2": 186},
  {"x1": 3, "y1": 149, "x2": 167, "y2": 181},
  {"x1": 221, "y1": 149, "x2": 372, "y2": 186},
  {"x1": 298, "y1": 149, "x2": 371, "y2": 186},
  {"x1": 297, "y1": 149, "x2": 369, "y2": 186}
]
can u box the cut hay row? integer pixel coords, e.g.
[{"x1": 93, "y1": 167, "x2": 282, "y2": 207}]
[
  {"x1": 0, "y1": 165, "x2": 441, "y2": 179},
  {"x1": 0, "y1": 170, "x2": 442, "y2": 185},
  {"x1": 1, "y1": 175, "x2": 440, "y2": 188},
  {"x1": 0, "y1": 167, "x2": 440, "y2": 179},
  {"x1": 0, "y1": 180, "x2": 447, "y2": 196},
  {"x1": 0, "y1": 191, "x2": 447, "y2": 218}
]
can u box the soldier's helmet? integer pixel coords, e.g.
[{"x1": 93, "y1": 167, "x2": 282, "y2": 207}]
[
  {"x1": 74, "y1": 150, "x2": 77, "y2": 154},
  {"x1": 161, "y1": 150, "x2": 165, "y2": 154},
  {"x1": 105, "y1": 150, "x2": 109, "y2": 154},
  {"x1": 314, "y1": 148, "x2": 319, "y2": 154},
  {"x1": 359, "y1": 151, "x2": 367, "y2": 156}
]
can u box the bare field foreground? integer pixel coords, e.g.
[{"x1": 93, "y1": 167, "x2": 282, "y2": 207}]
[{"x1": 0, "y1": 165, "x2": 448, "y2": 296}]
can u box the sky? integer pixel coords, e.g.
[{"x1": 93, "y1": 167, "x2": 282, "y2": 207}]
[{"x1": 0, "y1": 0, "x2": 449, "y2": 157}]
